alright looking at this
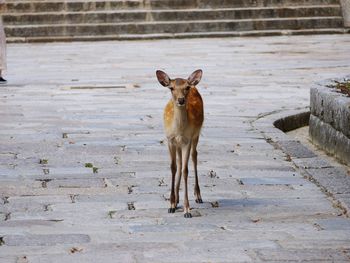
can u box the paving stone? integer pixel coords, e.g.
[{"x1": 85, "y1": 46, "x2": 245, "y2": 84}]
[
  {"x1": 293, "y1": 156, "x2": 333, "y2": 169},
  {"x1": 315, "y1": 218, "x2": 350, "y2": 230},
  {"x1": 306, "y1": 167, "x2": 350, "y2": 194},
  {"x1": 288, "y1": 229, "x2": 350, "y2": 241},
  {"x1": 278, "y1": 239, "x2": 350, "y2": 249},
  {"x1": 26, "y1": 252, "x2": 135, "y2": 263},
  {"x1": 0, "y1": 256, "x2": 17, "y2": 263},
  {"x1": 6, "y1": 195, "x2": 71, "y2": 205},
  {"x1": 143, "y1": 247, "x2": 254, "y2": 262},
  {"x1": 128, "y1": 223, "x2": 219, "y2": 234},
  {"x1": 6, "y1": 202, "x2": 128, "y2": 223},
  {"x1": 278, "y1": 140, "x2": 317, "y2": 158},
  {"x1": 46, "y1": 178, "x2": 106, "y2": 188},
  {"x1": 0, "y1": 220, "x2": 58, "y2": 228},
  {"x1": 3, "y1": 234, "x2": 91, "y2": 246},
  {"x1": 256, "y1": 248, "x2": 350, "y2": 262},
  {"x1": 334, "y1": 193, "x2": 350, "y2": 213},
  {"x1": 239, "y1": 177, "x2": 306, "y2": 185},
  {"x1": 243, "y1": 183, "x2": 325, "y2": 197}
]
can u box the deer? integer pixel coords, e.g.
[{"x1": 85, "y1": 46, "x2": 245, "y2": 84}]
[{"x1": 156, "y1": 69, "x2": 204, "y2": 218}]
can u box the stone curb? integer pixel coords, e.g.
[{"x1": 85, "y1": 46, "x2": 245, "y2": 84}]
[
  {"x1": 309, "y1": 77, "x2": 350, "y2": 165},
  {"x1": 310, "y1": 77, "x2": 350, "y2": 137},
  {"x1": 252, "y1": 107, "x2": 350, "y2": 217}
]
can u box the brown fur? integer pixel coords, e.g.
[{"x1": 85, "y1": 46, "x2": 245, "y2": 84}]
[{"x1": 164, "y1": 87, "x2": 204, "y2": 131}]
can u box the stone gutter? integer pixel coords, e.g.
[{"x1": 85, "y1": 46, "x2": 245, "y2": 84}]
[{"x1": 252, "y1": 107, "x2": 350, "y2": 217}]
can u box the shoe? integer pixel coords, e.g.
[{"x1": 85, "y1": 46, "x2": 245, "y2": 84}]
[{"x1": 0, "y1": 77, "x2": 7, "y2": 84}]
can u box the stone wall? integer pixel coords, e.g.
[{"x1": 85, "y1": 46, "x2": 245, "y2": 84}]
[
  {"x1": 341, "y1": 0, "x2": 350, "y2": 27},
  {"x1": 309, "y1": 80, "x2": 350, "y2": 165}
]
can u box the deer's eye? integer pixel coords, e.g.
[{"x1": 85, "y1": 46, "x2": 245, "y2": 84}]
[
  {"x1": 169, "y1": 87, "x2": 174, "y2": 91},
  {"x1": 185, "y1": 86, "x2": 191, "y2": 91}
]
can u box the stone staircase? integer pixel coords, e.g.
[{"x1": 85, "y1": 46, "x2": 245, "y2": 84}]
[{"x1": 2, "y1": 0, "x2": 348, "y2": 42}]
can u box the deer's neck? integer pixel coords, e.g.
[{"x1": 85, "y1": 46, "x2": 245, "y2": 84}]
[{"x1": 173, "y1": 103, "x2": 188, "y2": 132}]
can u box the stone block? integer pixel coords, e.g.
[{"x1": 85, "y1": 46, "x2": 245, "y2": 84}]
[
  {"x1": 334, "y1": 193, "x2": 350, "y2": 212},
  {"x1": 26, "y1": 252, "x2": 135, "y2": 263},
  {"x1": 128, "y1": 223, "x2": 218, "y2": 234},
  {"x1": 0, "y1": 256, "x2": 16, "y2": 263},
  {"x1": 306, "y1": 167, "x2": 350, "y2": 194},
  {"x1": 277, "y1": 140, "x2": 316, "y2": 158},
  {"x1": 46, "y1": 178, "x2": 106, "y2": 188},
  {"x1": 239, "y1": 177, "x2": 306, "y2": 185},
  {"x1": 315, "y1": 218, "x2": 350, "y2": 230},
  {"x1": 310, "y1": 85, "x2": 350, "y2": 138},
  {"x1": 309, "y1": 114, "x2": 350, "y2": 165},
  {"x1": 340, "y1": 0, "x2": 350, "y2": 27},
  {"x1": 292, "y1": 156, "x2": 332, "y2": 169},
  {"x1": 3, "y1": 234, "x2": 90, "y2": 246},
  {"x1": 256, "y1": 248, "x2": 349, "y2": 262}
]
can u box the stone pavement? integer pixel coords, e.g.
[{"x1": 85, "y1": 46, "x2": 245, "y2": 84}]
[{"x1": 1, "y1": 34, "x2": 350, "y2": 262}]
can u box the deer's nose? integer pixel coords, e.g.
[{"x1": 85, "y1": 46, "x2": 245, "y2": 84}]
[{"x1": 178, "y1": 98, "x2": 185, "y2": 105}]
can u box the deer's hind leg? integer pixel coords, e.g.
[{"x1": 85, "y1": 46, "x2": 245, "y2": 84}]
[
  {"x1": 175, "y1": 147, "x2": 182, "y2": 208},
  {"x1": 168, "y1": 142, "x2": 177, "y2": 213},
  {"x1": 182, "y1": 142, "x2": 192, "y2": 218},
  {"x1": 192, "y1": 136, "x2": 202, "y2": 203}
]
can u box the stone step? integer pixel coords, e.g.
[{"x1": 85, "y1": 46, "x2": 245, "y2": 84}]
[
  {"x1": 7, "y1": 28, "x2": 349, "y2": 43},
  {"x1": 5, "y1": 17, "x2": 344, "y2": 38},
  {"x1": 3, "y1": 6, "x2": 342, "y2": 25},
  {"x1": 3, "y1": 0, "x2": 342, "y2": 13},
  {"x1": 3, "y1": 0, "x2": 345, "y2": 42}
]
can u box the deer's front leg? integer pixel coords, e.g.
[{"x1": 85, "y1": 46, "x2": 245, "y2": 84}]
[
  {"x1": 175, "y1": 147, "x2": 182, "y2": 207},
  {"x1": 168, "y1": 142, "x2": 177, "y2": 213},
  {"x1": 182, "y1": 142, "x2": 192, "y2": 218}
]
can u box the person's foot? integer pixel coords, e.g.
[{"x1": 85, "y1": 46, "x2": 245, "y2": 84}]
[{"x1": 0, "y1": 77, "x2": 7, "y2": 84}]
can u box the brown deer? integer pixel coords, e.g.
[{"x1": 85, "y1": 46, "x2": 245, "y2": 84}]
[{"x1": 156, "y1": 69, "x2": 204, "y2": 218}]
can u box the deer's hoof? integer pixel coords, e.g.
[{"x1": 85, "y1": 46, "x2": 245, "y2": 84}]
[
  {"x1": 168, "y1": 208, "x2": 176, "y2": 213},
  {"x1": 184, "y1": 212, "x2": 192, "y2": 218},
  {"x1": 195, "y1": 198, "x2": 203, "y2": 204}
]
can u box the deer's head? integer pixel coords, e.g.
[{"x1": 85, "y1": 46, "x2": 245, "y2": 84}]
[{"x1": 156, "y1": 69, "x2": 203, "y2": 107}]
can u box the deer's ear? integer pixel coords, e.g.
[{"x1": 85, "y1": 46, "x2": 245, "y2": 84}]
[
  {"x1": 188, "y1": 69, "x2": 202, "y2": 86},
  {"x1": 156, "y1": 70, "x2": 171, "y2": 87}
]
